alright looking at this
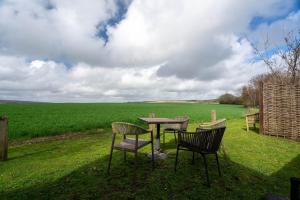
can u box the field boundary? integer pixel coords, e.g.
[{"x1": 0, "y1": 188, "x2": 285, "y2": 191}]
[{"x1": 9, "y1": 129, "x2": 105, "y2": 147}]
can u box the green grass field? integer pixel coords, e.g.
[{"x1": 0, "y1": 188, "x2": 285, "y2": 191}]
[
  {"x1": 0, "y1": 119, "x2": 299, "y2": 200},
  {"x1": 0, "y1": 103, "x2": 299, "y2": 199},
  {"x1": 0, "y1": 103, "x2": 245, "y2": 140}
]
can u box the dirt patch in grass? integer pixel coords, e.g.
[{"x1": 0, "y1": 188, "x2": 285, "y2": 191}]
[{"x1": 9, "y1": 129, "x2": 105, "y2": 147}]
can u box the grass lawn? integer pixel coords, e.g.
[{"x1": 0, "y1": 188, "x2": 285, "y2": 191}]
[{"x1": 0, "y1": 119, "x2": 299, "y2": 200}]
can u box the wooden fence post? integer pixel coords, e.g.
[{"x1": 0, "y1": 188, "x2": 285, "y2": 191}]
[
  {"x1": 0, "y1": 117, "x2": 8, "y2": 161},
  {"x1": 148, "y1": 113, "x2": 156, "y2": 132},
  {"x1": 211, "y1": 110, "x2": 217, "y2": 122}
]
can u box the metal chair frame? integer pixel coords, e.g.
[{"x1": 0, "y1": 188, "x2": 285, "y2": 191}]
[
  {"x1": 162, "y1": 116, "x2": 189, "y2": 144},
  {"x1": 174, "y1": 127, "x2": 226, "y2": 187},
  {"x1": 107, "y1": 122, "x2": 154, "y2": 174}
]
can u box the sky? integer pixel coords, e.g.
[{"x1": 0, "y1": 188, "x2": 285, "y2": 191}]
[{"x1": 0, "y1": 0, "x2": 299, "y2": 102}]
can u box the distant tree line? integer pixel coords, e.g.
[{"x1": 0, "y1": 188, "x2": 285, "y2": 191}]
[{"x1": 218, "y1": 74, "x2": 271, "y2": 107}]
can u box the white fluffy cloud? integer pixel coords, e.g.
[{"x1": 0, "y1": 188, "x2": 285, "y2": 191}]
[
  {"x1": 0, "y1": 0, "x2": 299, "y2": 102},
  {"x1": 0, "y1": 0, "x2": 116, "y2": 63},
  {"x1": 0, "y1": 38, "x2": 266, "y2": 102}
]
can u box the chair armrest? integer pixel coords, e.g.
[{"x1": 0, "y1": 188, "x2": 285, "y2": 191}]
[
  {"x1": 198, "y1": 120, "x2": 226, "y2": 130},
  {"x1": 245, "y1": 112, "x2": 259, "y2": 117},
  {"x1": 199, "y1": 119, "x2": 226, "y2": 128}
]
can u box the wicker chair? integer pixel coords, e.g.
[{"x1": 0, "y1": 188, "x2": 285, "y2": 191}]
[
  {"x1": 198, "y1": 119, "x2": 227, "y2": 156},
  {"x1": 245, "y1": 112, "x2": 259, "y2": 132},
  {"x1": 162, "y1": 116, "x2": 189, "y2": 144},
  {"x1": 107, "y1": 122, "x2": 154, "y2": 174},
  {"x1": 174, "y1": 127, "x2": 226, "y2": 187}
]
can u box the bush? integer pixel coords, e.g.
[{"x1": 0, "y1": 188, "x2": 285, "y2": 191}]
[{"x1": 218, "y1": 93, "x2": 241, "y2": 105}]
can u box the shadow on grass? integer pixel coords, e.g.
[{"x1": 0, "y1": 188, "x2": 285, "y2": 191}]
[{"x1": 1, "y1": 146, "x2": 299, "y2": 200}]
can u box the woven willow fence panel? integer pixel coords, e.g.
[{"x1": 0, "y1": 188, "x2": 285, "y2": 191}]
[{"x1": 262, "y1": 82, "x2": 300, "y2": 141}]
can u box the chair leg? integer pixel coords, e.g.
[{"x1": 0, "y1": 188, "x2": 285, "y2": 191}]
[
  {"x1": 246, "y1": 117, "x2": 249, "y2": 132},
  {"x1": 107, "y1": 133, "x2": 116, "y2": 174},
  {"x1": 150, "y1": 130, "x2": 155, "y2": 169},
  {"x1": 202, "y1": 154, "x2": 210, "y2": 187},
  {"x1": 215, "y1": 153, "x2": 221, "y2": 176},
  {"x1": 107, "y1": 148, "x2": 113, "y2": 174},
  {"x1": 174, "y1": 146, "x2": 179, "y2": 172},
  {"x1": 174, "y1": 131, "x2": 177, "y2": 143},
  {"x1": 123, "y1": 134, "x2": 126, "y2": 162},
  {"x1": 163, "y1": 131, "x2": 165, "y2": 144},
  {"x1": 151, "y1": 141, "x2": 155, "y2": 169},
  {"x1": 134, "y1": 150, "x2": 138, "y2": 170},
  {"x1": 192, "y1": 151, "x2": 195, "y2": 164}
]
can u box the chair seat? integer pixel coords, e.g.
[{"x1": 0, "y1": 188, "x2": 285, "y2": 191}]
[
  {"x1": 114, "y1": 138, "x2": 151, "y2": 151},
  {"x1": 179, "y1": 140, "x2": 197, "y2": 148},
  {"x1": 164, "y1": 128, "x2": 180, "y2": 132},
  {"x1": 178, "y1": 141, "x2": 209, "y2": 153},
  {"x1": 164, "y1": 124, "x2": 181, "y2": 131}
]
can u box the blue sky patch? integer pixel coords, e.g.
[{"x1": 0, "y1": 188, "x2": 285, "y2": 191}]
[
  {"x1": 252, "y1": 45, "x2": 289, "y2": 63},
  {"x1": 44, "y1": 0, "x2": 56, "y2": 10},
  {"x1": 249, "y1": 1, "x2": 300, "y2": 30},
  {"x1": 96, "y1": 0, "x2": 132, "y2": 44}
]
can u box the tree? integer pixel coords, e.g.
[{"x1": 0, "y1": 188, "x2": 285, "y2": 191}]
[
  {"x1": 239, "y1": 29, "x2": 300, "y2": 107},
  {"x1": 218, "y1": 93, "x2": 241, "y2": 105},
  {"x1": 240, "y1": 74, "x2": 266, "y2": 107},
  {"x1": 254, "y1": 29, "x2": 300, "y2": 84}
]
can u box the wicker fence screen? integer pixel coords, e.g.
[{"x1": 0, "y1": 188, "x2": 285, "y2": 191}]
[{"x1": 262, "y1": 81, "x2": 300, "y2": 141}]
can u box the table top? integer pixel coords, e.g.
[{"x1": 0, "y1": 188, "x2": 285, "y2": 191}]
[{"x1": 139, "y1": 117, "x2": 187, "y2": 124}]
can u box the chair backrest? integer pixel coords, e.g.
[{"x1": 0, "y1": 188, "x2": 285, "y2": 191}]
[
  {"x1": 246, "y1": 113, "x2": 259, "y2": 123},
  {"x1": 198, "y1": 118, "x2": 226, "y2": 130},
  {"x1": 195, "y1": 127, "x2": 226, "y2": 152},
  {"x1": 112, "y1": 122, "x2": 148, "y2": 135},
  {"x1": 175, "y1": 116, "x2": 189, "y2": 130}
]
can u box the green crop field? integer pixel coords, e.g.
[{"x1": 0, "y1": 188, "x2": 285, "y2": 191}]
[{"x1": 0, "y1": 103, "x2": 246, "y2": 140}]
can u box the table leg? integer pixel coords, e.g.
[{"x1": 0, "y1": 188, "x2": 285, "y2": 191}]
[
  {"x1": 155, "y1": 124, "x2": 160, "y2": 151},
  {"x1": 147, "y1": 123, "x2": 167, "y2": 160}
]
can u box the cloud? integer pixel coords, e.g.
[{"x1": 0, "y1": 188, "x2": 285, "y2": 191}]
[
  {"x1": 1, "y1": 55, "x2": 203, "y2": 102},
  {"x1": 0, "y1": 0, "x2": 117, "y2": 64},
  {"x1": 105, "y1": 0, "x2": 295, "y2": 77},
  {"x1": 0, "y1": 41, "x2": 266, "y2": 102},
  {"x1": 0, "y1": 0, "x2": 299, "y2": 102}
]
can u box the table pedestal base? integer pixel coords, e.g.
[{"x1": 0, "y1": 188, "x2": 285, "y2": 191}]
[{"x1": 147, "y1": 150, "x2": 167, "y2": 160}]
